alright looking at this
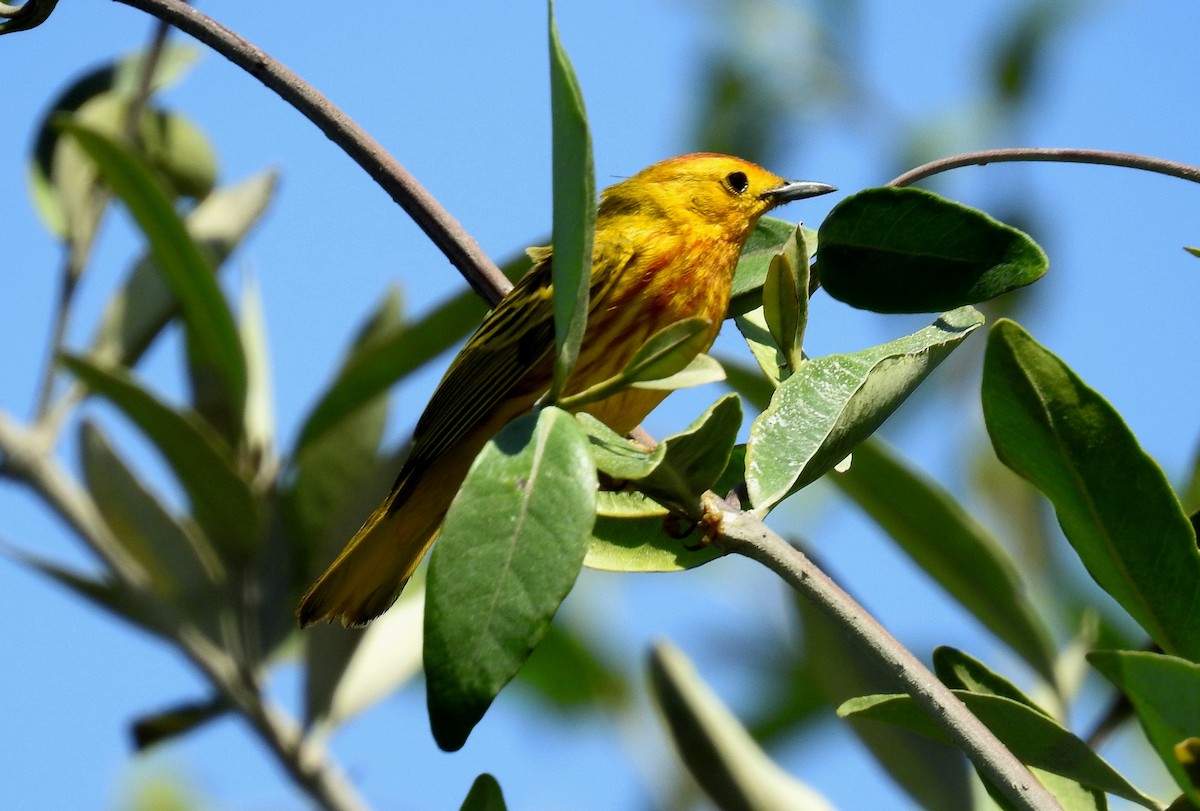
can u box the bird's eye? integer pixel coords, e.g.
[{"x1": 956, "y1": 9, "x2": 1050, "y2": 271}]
[{"x1": 725, "y1": 171, "x2": 749, "y2": 194}]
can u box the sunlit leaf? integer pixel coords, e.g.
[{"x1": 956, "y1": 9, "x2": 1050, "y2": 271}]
[
  {"x1": 817, "y1": 188, "x2": 1047, "y2": 313},
  {"x1": 425, "y1": 407, "x2": 596, "y2": 751},
  {"x1": 983, "y1": 320, "x2": 1200, "y2": 660},
  {"x1": 730, "y1": 217, "x2": 818, "y2": 316},
  {"x1": 747, "y1": 307, "x2": 983, "y2": 510},
  {"x1": 547, "y1": 0, "x2": 595, "y2": 400}
]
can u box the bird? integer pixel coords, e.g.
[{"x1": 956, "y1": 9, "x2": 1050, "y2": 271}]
[{"x1": 298, "y1": 153, "x2": 835, "y2": 626}]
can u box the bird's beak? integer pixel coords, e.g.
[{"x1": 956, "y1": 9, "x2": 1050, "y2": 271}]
[{"x1": 761, "y1": 180, "x2": 837, "y2": 205}]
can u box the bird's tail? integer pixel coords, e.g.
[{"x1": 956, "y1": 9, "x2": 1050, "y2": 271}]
[{"x1": 297, "y1": 471, "x2": 442, "y2": 627}]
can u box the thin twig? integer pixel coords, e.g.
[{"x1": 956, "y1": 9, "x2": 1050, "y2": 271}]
[
  {"x1": 889, "y1": 147, "x2": 1200, "y2": 188},
  {"x1": 113, "y1": 0, "x2": 512, "y2": 306},
  {"x1": 705, "y1": 494, "x2": 1064, "y2": 811}
]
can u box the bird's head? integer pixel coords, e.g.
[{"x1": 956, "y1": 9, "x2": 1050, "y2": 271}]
[{"x1": 598, "y1": 153, "x2": 835, "y2": 241}]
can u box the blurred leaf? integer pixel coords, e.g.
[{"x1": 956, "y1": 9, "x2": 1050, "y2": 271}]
[
  {"x1": 425, "y1": 407, "x2": 596, "y2": 751},
  {"x1": 1181, "y1": 440, "x2": 1200, "y2": 515},
  {"x1": 989, "y1": 1, "x2": 1078, "y2": 106},
  {"x1": 460, "y1": 774, "x2": 507, "y2": 811},
  {"x1": 62, "y1": 355, "x2": 260, "y2": 565},
  {"x1": 816, "y1": 188, "x2": 1047, "y2": 313},
  {"x1": 0, "y1": 0, "x2": 60, "y2": 35},
  {"x1": 293, "y1": 255, "x2": 531, "y2": 455},
  {"x1": 238, "y1": 272, "x2": 275, "y2": 467},
  {"x1": 79, "y1": 421, "x2": 222, "y2": 625},
  {"x1": 649, "y1": 640, "x2": 837, "y2": 811},
  {"x1": 833, "y1": 438, "x2": 1057, "y2": 685},
  {"x1": 131, "y1": 696, "x2": 228, "y2": 751},
  {"x1": 91, "y1": 171, "x2": 278, "y2": 370},
  {"x1": 518, "y1": 621, "x2": 628, "y2": 710},
  {"x1": 933, "y1": 647, "x2": 1052, "y2": 718},
  {"x1": 579, "y1": 393, "x2": 741, "y2": 515},
  {"x1": 547, "y1": 0, "x2": 595, "y2": 401},
  {"x1": 761, "y1": 228, "x2": 810, "y2": 376},
  {"x1": 29, "y1": 45, "x2": 200, "y2": 236},
  {"x1": 296, "y1": 293, "x2": 401, "y2": 724},
  {"x1": 839, "y1": 692, "x2": 1159, "y2": 808},
  {"x1": 2, "y1": 546, "x2": 171, "y2": 639},
  {"x1": 747, "y1": 307, "x2": 983, "y2": 511},
  {"x1": 794, "y1": 591, "x2": 974, "y2": 810},
  {"x1": 138, "y1": 107, "x2": 217, "y2": 200},
  {"x1": 307, "y1": 589, "x2": 423, "y2": 729},
  {"x1": 61, "y1": 120, "x2": 247, "y2": 441},
  {"x1": 1184, "y1": 247, "x2": 1200, "y2": 259},
  {"x1": 731, "y1": 218, "x2": 818, "y2": 316},
  {"x1": 719, "y1": 355, "x2": 777, "y2": 412},
  {"x1": 982, "y1": 320, "x2": 1200, "y2": 660},
  {"x1": 1090, "y1": 650, "x2": 1200, "y2": 804}
]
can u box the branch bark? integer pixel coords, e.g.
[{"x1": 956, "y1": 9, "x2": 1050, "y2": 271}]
[
  {"x1": 705, "y1": 494, "x2": 1063, "y2": 811},
  {"x1": 889, "y1": 147, "x2": 1200, "y2": 188}
]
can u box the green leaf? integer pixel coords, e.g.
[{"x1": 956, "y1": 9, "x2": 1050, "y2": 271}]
[
  {"x1": 131, "y1": 697, "x2": 228, "y2": 751},
  {"x1": 517, "y1": 621, "x2": 628, "y2": 710},
  {"x1": 90, "y1": 171, "x2": 279, "y2": 370},
  {"x1": 425, "y1": 407, "x2": 596, "y2": 751},
  {"x1": 294, "y1": 254, "x2": 531, "y2": 455},
  {"x1": 29, "y1": 45, "x2": 200, "y2": 233},
  {"x1": 622, "y1": 317, "x2": 711, "y2": 385},
  {"x1": 649, "y1": 641, "x2": 837, "y2": 811},
  {"x1": 817, "y1": 187, "x2": 1048, "y2": 313},
  {"x1": 732, "y1": 307, "x2": 786, "y2": 386},
  {"x1": 238, "y1": 272, "x2": 274, "y2": 463},
  {"x1": 460, "y1": 774, "x2": 508, "y2": 811},
  {"x1": 585, "y1": 490, "x2": 724, "y2": 572},
  {"x1": 547, "y1": 0, "x2": 595, "y2": 401},
  {"x1": 555, "y1": 318, "x2": 713, "y2": 410},
  {"x1": 761, "y1": 228, "x2": 810, "y2": 375},
  {"x1": 932, "y1": 647, "x2": 1053, "y2": 718},
  {"x1": 579, "y1": 393, "x2": 742, "y2": 514},
  {"x1": 982, "y1": 320, "x2": 1200, "y2": 660},
  {"x1": 1184, "y1": 246, "x2": 1200, "y2": 259},
  {"x1": 1, "y1": 545, "x2": 171, "y2": 640},
  {"x1": 61, "y1": 120, "x2": 247, "y2": 440},
  {"x1": 79, "y1": 421, "x2": 221, "y2": 617},
  {"x1": 747, "y1": 307, "x2": 984, "y2": 511},
  {"x1": 62, "y1": 355, "x2": 260, "y2": 565},
  {"x1": 305, "y1": 588, "x2": 423, "y2": 729},
  {"x1": 839, "y1": 692, "x2": 1160, "y2": 809},
  {"x1": 0, "y1": 0, "x2": 61, "y2": 35},
  {"x1": 138, "y1": 107, "x2": 217, "y2": 200},
  {"x1": 833, "y1": 438, "x2": 1057, "y2": 685},
  {"x1": 730, "y1": 217, "x2": 818, "y2": 316},
  {"x1": 1090, "y1": 650, "x2": 1200, "y2": 804},
  {"x1": 631, "y1": 352, "x2": 725, "y2": 391},
  {"x1": 793, "y1": 593, "x2": 974, "y2": 811}
]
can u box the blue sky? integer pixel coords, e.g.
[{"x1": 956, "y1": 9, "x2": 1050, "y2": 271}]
[{"x1": 3, "y1": 2, "x2": 1200, "y2": 809}]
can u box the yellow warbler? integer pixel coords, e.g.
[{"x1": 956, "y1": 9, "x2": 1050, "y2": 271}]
[{"x1": 298, "y1": 153, "x2": 834, "y2": 626}]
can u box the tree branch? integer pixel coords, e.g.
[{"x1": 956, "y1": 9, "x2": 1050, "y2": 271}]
[
  {"x1": 704, "y1": 493, "x2": 1064, "y2": 811},
  {"x1": 112, "y1": 0, "x2": 512, "y2": 306},
  {"x1": 889, "y1": 147, "x2": 1200, "y2": 188}
]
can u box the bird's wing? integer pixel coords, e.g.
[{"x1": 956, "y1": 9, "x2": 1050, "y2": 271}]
[{"x1": 402, "y1": 253, "x2": 557, "y2": 476}]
